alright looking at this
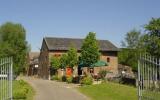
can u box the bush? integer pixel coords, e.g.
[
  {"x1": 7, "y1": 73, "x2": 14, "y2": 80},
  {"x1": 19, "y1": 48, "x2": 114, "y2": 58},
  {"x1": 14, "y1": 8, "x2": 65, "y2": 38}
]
[
  {"x1": 98, "y1": 70, "x2": 108, "y2": 79},
  {"x1": 51, "y1": 75, "x2": 59, "y2": 80},
  {"x1": 66, "y1": 76, "x2": 73, "y2": 83},
  {"x1": 13, "y1": 88, "x2": 27, "y2": 99},
  {"x1": 80, "y1": 76, "x2": 93, "y2": 85}
]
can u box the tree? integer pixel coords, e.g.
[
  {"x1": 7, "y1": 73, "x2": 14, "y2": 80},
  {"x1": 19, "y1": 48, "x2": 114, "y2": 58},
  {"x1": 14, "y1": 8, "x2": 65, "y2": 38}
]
[
  {"x1": 119, "y1": 18, "x2": 160, "y2": 71},
  {"x1": 67, "y1": 47, "x2": 78, "y2": 68},
  {"x1": 121, "y1": 29, "x2": 141, "y2": 49},
  {"x1": 51, "y1": 56, "x2": 60, "y2": 70},
  {"x1": 0, "y1": 22, "x2": 28, "y2": 75},
  {"x1": 118, "y1": 48, "x2": 138, "y2": 71},
  {"x1": 119, "y1": 29, "x2": 141, "y2": 71},
  {"x1": 143, "y1": 18, "x2": 160, "y2": 58},
  {"x1": 80, "y1": 32, "x2": 100, "y2": 67},
  {"x1": 60, "y1": 54, "x2": 68, "y2": 68}
]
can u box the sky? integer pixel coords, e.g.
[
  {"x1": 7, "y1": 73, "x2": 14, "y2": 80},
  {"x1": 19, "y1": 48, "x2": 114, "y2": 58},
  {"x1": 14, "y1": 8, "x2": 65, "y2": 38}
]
[{"x1": 0, "y1": 0, "x2": 160, "y2": 51}]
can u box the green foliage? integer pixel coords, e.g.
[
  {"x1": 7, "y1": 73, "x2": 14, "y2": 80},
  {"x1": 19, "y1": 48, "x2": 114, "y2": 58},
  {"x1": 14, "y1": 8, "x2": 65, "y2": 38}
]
[
  {"x1": 143, "y1": 18, "x2": 160, "y2": 58},
  {"x1": 0, "y1": 22, "x2": 28, "y2": 75},
  {"x1": 51, "y1": 56, "x2": 60, "y2": 69},
  {"x1": 120, "y1": 18, "x2": 160, "y2": 71},
  {"x1": 145, "y1": 18, "x2": 160, "y2": 36},
  {"x1": 13, "y1": 80, "x2": 35, "y2": 100},
  {"x1": 66, "y1": 76, "x2": 73, "y2": 83},
  {"x1": 118, "y1": 48, "x2": 139, "y2": 71},
  {"x1": 81, "y1": 32, "x2": 100, "y2": 67},
  {"x1": 80, "y1": 76, "x2": 93, "y2": 85},
  {"x1": 51, "y1": 75, "x2": 59, "y2": 80},
  {"x1": 98, "y1": 70, "x2": 108, "y2": 79},
  {"x1": 67, "y1": 47, "x2": 78, "y2": 68},
  {"x1": 60, "y1": 54, "x2": 68, "y2": 68},
  {"x1": 121, "y1": 29, "x2": 141, "y2": 49},
  {"x1": 120, "y1": 29, "x2": 142, "y2": 71}
]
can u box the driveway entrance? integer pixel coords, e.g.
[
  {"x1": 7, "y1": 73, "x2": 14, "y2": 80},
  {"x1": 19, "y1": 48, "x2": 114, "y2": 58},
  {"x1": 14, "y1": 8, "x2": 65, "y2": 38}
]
[{"x1": 24, "y1": 77, "x2": 88, "y2": 100}]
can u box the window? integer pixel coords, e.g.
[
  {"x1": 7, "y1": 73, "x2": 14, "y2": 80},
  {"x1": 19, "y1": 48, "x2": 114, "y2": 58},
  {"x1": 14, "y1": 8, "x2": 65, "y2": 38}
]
[
  {"x1": 107, "y1": 57, "x2": 110, "y2": 62},
  {"x1": 90, "y1": 68, "x2": 94, "y2": 73}
]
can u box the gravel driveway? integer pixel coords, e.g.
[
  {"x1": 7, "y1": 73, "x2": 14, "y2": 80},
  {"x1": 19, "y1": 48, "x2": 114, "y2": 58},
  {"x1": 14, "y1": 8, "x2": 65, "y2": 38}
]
[{"x1": 24, "y1": 77, "x2": 88, "y2": 100}]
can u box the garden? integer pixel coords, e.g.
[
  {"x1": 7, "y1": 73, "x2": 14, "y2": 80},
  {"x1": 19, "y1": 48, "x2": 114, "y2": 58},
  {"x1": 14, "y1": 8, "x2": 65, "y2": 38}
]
[{"x1": 51, "y1": 67, "x2": 139, "y2": 100}]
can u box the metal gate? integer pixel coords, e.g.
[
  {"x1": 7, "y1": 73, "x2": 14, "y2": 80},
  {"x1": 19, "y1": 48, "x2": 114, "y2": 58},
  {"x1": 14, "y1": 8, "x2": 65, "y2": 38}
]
[
  {"x1": 138, "y1": 54, "x2": 160, "y2": 100},
  {"x1": 0, "y1": 57, "x2": 13, "y2": 100}
]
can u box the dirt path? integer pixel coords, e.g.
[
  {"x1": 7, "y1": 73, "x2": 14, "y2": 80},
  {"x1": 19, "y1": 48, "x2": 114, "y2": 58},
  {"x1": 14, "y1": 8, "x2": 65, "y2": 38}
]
[{"x1": 23, "y1": 77, "x2": 88, "y2": 100}]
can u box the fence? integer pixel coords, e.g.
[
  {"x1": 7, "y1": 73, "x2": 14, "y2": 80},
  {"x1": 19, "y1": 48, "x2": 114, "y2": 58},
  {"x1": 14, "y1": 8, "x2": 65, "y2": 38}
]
[
  {"x1": 138, "y1": 54, "x2": 160, "y2": 100},
  {"x1": 0, "y1": 57, "x2": 13, "y2": 100}
]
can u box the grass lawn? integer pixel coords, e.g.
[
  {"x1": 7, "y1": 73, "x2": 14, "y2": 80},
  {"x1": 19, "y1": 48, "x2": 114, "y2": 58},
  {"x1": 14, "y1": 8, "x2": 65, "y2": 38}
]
[
  {"x1": 142, "y1": 90, "x2": 160, "y2": 100},
  {"x1": 0, "y1": 80, "x2": 35, "y2": 100},
  {"x1": 13, "y1": 80, "x2": 35, "y2": 100},
  {"x1": 78, "y1": 82, "x2": 137, "y2": 100}
]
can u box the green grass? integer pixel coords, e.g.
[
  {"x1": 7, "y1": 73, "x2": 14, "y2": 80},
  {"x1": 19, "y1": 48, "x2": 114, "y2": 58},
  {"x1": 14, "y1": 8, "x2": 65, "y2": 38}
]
[
  {"x1": 0, "y1": 80, "x2": 35, "y2": 100},
  {"x1": 13, "y1": 80, "x2": 35, "y2": 100},
  {"x1": 78, "y1": 82, "x2": 137, "y2": 100},
  {"x1": 0, "y1": 80, "x2": 12, "y2": 99},
  {"x1": 142, "y1": 90, "x2": 160, "y2": 100}
]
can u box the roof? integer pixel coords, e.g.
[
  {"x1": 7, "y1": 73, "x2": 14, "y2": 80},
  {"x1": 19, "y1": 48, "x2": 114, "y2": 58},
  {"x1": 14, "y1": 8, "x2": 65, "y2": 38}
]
[
  {"x1": 29, "y1": 52, "x2": 40, "y2": 60},
  {"x1": 29, "y1": 52, "x2": 39, "y2": 65},
  {"x1": 44, "y1": 37, "x2": 119, "y2": 51}
]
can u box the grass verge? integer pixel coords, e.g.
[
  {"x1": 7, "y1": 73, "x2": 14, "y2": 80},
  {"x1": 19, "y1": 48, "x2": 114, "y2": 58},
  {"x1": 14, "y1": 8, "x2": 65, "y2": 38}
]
[
  {"x1": 78, "y1": 82, "x2": 137, "y2": 100},
  {"x1": 13, "y1": 79, "x2": 35, "y2": 100}
]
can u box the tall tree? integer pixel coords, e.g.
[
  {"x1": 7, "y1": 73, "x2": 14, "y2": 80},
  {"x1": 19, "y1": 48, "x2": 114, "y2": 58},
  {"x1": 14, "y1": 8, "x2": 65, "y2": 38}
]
[
  {"x1": 67, "y1": 47, "x2": 78, "y2": 68},
  {"x1": 0, "y1": 22, "x2": 28, "y2": 75},
  {"x1": 119, "y1": 29, "x2": 141, "y2": 71},
  {"x1": 51, "y1": 56, "x2": 60, "y2": 70},
  {"x1": 60, "y1": 54, "x2": 68, "y2": 68},
  {"x1": 80, "y1": 32, "x2": 100, "y2": 67},
  {"x1": 121, "y1": 29, "x2": 141, "y2": 49},
  {"x1": 144, "y1": 18, "x2": 160, "y2": 58},
  {"x1": 118, "y1": 48, "x2": 138, "y2": 71}
]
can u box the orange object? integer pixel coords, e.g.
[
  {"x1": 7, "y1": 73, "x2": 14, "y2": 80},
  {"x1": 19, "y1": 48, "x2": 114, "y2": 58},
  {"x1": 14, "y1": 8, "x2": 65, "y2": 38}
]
[{"x1": 66, "y1": 67, "x2": 72, "y2": 77}]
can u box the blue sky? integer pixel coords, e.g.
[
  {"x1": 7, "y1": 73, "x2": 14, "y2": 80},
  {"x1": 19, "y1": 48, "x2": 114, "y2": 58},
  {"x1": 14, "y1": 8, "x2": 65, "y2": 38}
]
[{"x1": 0, "y1": 0, "x2": 160, "y2": 51}]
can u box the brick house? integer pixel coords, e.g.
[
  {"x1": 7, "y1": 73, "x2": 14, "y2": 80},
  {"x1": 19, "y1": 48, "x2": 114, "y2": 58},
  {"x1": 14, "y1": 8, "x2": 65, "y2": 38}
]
[{"x1": 38, "y1": 37, "x2": 119, "y2": 79}]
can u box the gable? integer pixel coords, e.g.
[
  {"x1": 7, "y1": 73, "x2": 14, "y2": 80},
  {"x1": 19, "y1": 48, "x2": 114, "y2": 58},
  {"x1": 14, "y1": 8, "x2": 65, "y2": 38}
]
[{"x1": 41, "y1": 39, "x2": 49, "y2": 51}]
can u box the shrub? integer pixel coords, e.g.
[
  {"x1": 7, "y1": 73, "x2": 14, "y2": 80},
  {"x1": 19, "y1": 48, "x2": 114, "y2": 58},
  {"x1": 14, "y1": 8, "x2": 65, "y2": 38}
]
[
  {"x1": 66, "y1": 76, "x2": 73, "y2": 83},
  {"x1": 13, "y1": 88, "x2": 27, "y2": 99},
  {"x1": 80, "y1": 76, "x2": 93, "y2": 85},
  {"x1": 98, "y1": 70, "x2": 108, "y2": 79},
  {"x1": 19, "y1": 79, "x2": 27, "y2": 85},
  {"x1": 13, "y1": 80, "x2": 32, "y2": 99},
  {"x1": 51, "y1": 75, "x2": 59, "y2": 80}
]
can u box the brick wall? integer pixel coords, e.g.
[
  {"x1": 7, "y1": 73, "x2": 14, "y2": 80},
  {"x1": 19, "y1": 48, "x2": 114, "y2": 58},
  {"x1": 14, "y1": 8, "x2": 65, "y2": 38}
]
[{"x1": 39, "y1": 50, "x2": 118, "y2": 79}]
